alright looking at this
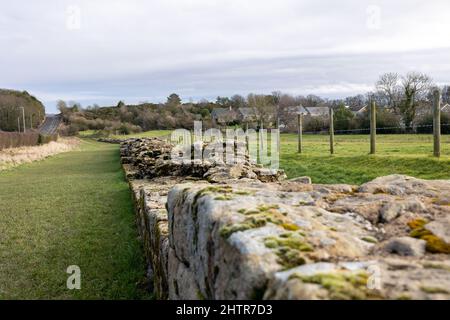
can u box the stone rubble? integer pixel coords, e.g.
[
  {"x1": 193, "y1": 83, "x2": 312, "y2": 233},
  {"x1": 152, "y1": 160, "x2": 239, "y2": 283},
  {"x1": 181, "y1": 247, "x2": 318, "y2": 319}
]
[
  {"x1": 120, "y1": 138, "x2": 450, "y2": 300},
  {"x1": 120, "y1": 138, "x2": 287, "y2": 182}
]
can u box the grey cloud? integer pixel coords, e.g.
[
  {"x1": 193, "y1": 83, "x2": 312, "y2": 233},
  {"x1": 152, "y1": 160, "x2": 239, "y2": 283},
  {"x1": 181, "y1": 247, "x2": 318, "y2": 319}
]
[{"x1": 1, "y1": 0, "x2": 449, "y2": 112}]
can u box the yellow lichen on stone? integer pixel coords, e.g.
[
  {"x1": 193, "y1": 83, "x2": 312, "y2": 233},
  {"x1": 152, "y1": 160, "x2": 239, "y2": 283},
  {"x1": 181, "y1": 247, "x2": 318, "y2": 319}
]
[{"x1": 408, "y1": 219, "x2": 450, "y2": 254}]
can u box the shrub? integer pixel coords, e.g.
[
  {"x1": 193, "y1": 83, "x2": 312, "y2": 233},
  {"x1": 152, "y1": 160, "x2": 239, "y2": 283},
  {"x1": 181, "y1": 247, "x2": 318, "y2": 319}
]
[
  {"x1": 0, "y1": 131, "x2": 40, "y2": 150},
  {"x1": 58, "y1": 124, "x2": 80, "y2": 136},
  {"x1": 416, "y1": 112, "x2": 450, "y2": 134},
  {"x1": 357, "y1": 109, "x2": 403, "y2": 134},
  {"x1": 38, "y1": 133, "x2": 58, "y2": 145}
]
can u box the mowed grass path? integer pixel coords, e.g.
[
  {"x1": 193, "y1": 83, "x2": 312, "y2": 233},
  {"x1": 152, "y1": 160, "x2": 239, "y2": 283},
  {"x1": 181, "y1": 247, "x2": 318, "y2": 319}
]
[
  {"x1": 281, "y1": 134, "x2": 450, "y2": 184},
  {"x1": 0, "y1": 140, "x2": 148, "y2": 299}
]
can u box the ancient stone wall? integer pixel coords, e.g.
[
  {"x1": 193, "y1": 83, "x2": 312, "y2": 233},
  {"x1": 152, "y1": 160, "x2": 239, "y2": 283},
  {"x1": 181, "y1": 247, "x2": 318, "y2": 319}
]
[{"x1": 121, "y1": 138, "x2": 450, "y2": 300}]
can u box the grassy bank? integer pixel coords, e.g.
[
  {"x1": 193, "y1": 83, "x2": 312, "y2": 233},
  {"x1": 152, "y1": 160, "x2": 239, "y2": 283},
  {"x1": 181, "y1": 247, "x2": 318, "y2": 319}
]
[{"x1": 0, "y1": 140, "x2": 148, "y2": 299}]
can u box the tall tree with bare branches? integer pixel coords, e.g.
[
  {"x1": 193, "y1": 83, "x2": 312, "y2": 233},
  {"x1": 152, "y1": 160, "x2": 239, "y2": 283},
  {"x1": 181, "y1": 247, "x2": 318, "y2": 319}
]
[
  {"x1": 401, "y1": 72, "x2": 432, "y2": 128},
  {"x1": 376, "y1": 72, "x2": 402, "y2": 111},
  {"x1": 376, "y1": 72, "x2": 432, "y2": 128}
]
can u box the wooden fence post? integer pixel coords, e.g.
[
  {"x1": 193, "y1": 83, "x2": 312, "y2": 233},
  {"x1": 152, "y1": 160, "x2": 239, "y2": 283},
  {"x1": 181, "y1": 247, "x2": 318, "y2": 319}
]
[
  {"x1": 260, "y1": 120, "x2": 264, "y2": 150},
  {"x1": 370, "y1": 100, "x2": 376, "y2": 154},
  {"x1": 297, "y1": 114, "x2": 303, "y2": 153},
  {"x1": 275, "y1": 115, "x2": 280, "y2": 154},
  {"x1": 245, "y1": 122, "x2": 249, "y2": 154},
  {"x1": 329, "y1": 107, "x2": 334, "y2": 154},
  {"x1": 433, "y1": 89, "x2": 441, "y2": 157}
]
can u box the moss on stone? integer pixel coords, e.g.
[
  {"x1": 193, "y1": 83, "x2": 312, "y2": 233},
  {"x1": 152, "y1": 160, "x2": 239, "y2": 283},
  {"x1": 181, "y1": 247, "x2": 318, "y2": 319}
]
[
  {"x1": 290, "y1": 271, "x2": 373, "y2": 300},
  {"x1": 422, "y1": 262, "x2": 450, "y2": 271},
  {"x1": 281, "y1": 223, "x2": 300, "y2": 231},
  {"x1": 238, "y1": 209, "x2": 261, "y2": 215},
  {"x1": 420, "y1": 286, "x2": 449, "y2": 294},
  {"x1": 298, "y1": 200, "x2": 311, "y2": 206},
  {"x1": 264, "y1": 231, "x2": 313, "y2": 269},
  {"x1": 221, "y1": 204, "x2": 300, "y2": 239},
  {"x1": 264, "y1": 234, "x2": 312, "y2": 252},
  {"x1": 257, "y1": 204, "x2": 280, "y2": 212},
  {"x1": 408, "y1": 218, "x2": 450, "y2": 254},
  {"x1": 194, "y1": 186, "x2": 254, "y2": 202},
  {"x1": 220, "y1": 219, "x2": 268, "y2": 238},
  {"x1": 234, "y1": 190, "x2": 254, "y2": 196},
  {"x1": 214, "y1": 195, "x2": 233, "y2": 201},
  {"x1": 275, "y1": 247, "x2": 307, "y2": 269},
  {"x1": 361, "y1": 236, "x2": 378, "y2": 244},
  {"x1": 196, "y1": 290, "x2": 206, "y2": 300}
]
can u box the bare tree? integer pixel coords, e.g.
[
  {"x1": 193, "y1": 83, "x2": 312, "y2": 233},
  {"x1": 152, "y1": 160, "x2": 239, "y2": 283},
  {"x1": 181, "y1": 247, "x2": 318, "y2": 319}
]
[
  {"x1": 230, "y1": 94, "x2": 246, "y2": 109},
  {"x1": 300, "y1": 94, "x2": 324, "y2": 108},
  {"x1": 376, "y1": 72, "x2": 432, "y2": 128},
  {"x1": 247, "y1": 93, "x2": 275, "y2": 127},
  {"x1": 400, "y1": 72, "x2": 432, "y2": 127},
  {"x1": 442, "y1": 86, "x2": 450, "y2": 104},
  {"x1": 376, "y1": 72, "x2": 401, "y2": 111}
]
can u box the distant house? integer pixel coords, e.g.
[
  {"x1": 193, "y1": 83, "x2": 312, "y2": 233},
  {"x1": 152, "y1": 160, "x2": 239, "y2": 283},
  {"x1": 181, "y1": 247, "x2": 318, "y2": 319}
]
[
  {"x1": 304, "y1": 106, "x2": 329, "y2": 117},
  {"x1": 442, "y1": 103, "x2": 450, "y2": 113},
  {"x1": 237, "y1": 107, "x2": 259, "y2": 123},
  {"x1": 351, "y1": 105, "x2": 368, "y2": 116},
  {"x1": 285, "y1": 105, "x2": 309, "y2": 115},
  {"x1": 237, "y1": 106, "x2": 278, "y2": 127},
  {"x1": 211, "y1": 107, "x2": 237, "y2": 126}
]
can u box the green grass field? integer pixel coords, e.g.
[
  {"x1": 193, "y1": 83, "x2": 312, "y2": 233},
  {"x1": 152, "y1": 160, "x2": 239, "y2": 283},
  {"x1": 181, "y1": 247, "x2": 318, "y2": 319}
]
[
  {"x1": 280, "y1": 134, "x2": 450, "y2": 184},
  {"x1": 0, "y1": 140, "x2": 149, "y2": 299}
]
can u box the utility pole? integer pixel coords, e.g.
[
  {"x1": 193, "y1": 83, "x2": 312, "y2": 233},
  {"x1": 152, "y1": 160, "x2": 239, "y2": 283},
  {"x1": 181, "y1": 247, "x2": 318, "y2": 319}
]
[{"x1": 20, "y1": 106, "x2": 26, "y2": 133}]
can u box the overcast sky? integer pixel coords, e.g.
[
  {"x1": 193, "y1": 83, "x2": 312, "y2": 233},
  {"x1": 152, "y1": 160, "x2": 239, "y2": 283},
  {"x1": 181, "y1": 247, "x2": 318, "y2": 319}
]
[{"x1": 1, "y1": 0, "x2": 450, "y2": 112}]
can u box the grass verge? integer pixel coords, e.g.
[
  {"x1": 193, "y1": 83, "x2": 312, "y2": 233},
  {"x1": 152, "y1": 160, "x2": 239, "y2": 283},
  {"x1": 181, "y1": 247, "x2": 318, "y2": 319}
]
[{"x1": 0, "y1": 140, "x2": 149, "y2": 299}]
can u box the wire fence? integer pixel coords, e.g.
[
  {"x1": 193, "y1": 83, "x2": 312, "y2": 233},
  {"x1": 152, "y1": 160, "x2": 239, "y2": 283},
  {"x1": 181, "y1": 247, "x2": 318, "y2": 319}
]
[{"x1": 300, "y1": 123, "x2": 450, "y2": 134}]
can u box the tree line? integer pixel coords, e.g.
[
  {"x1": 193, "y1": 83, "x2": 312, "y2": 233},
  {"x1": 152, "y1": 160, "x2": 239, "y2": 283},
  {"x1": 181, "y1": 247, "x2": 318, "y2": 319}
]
[
  {"x1": 0, "y1": 89, "x2": 46, "y2": 132},
  {"x1": 58, "y1": 72, "x2": 450, "y2": 135}
]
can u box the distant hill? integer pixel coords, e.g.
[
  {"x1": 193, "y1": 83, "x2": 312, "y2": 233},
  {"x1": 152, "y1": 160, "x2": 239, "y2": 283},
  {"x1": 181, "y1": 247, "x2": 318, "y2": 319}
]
[{"x1": 0, "y1": 89, "x2": 45, "y2": 131}]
